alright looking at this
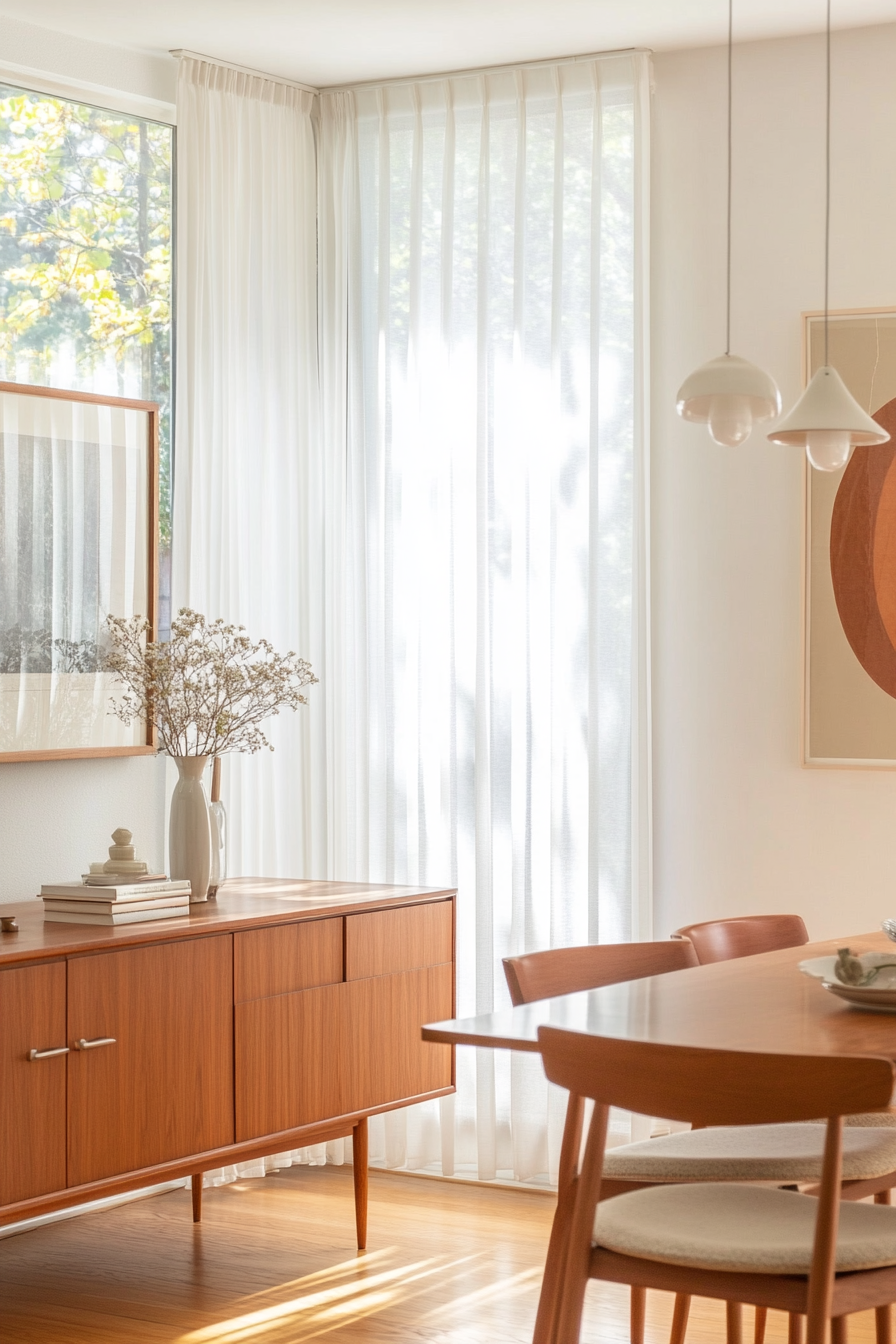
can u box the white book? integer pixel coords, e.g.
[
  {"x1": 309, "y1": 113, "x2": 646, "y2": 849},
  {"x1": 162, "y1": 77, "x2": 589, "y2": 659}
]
[
  {"x1": 42, "y1": 894, "x2": 190, "y2": 915},
  {"x1": 40, "y1": 879, "x2": 192, "y2": 903},
  {"x1": 43, "y1": 905, "x2": 190, "y2": 926},
  {"x1": 82, "y1": 872, "x2": 168, "y2": 887}
]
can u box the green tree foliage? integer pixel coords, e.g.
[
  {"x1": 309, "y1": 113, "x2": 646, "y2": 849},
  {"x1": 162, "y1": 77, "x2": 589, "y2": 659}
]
[{"x1": 0, "y1": 86, "x2": 173, "y2": 548}]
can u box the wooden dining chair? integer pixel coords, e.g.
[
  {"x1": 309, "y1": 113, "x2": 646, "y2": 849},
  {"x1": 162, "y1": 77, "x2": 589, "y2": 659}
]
[
  {"x1": 505, "y1": 941, "x2": 896, "y2": 1344},
  {"x1": 537, "y1": 1028, "x2": 896, "y2": 1344},
  {"x1": 504, "y1": 941, "x2": 701, "y2": 1344},
  {"x1": 672, "y1": 913, "x2": 809, "y2": 964},
  {"x1": 503, "y1": 939, "x2": 699, "y2": 1006}
]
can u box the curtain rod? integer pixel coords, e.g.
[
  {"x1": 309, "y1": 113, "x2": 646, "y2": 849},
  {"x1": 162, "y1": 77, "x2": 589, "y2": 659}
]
[
  {"x1": 320, "y1": 46, "x2": 649, "y2": 95},
  {"x1": 169, "y1": 49, "x2": 319, "y2": 95},
  {"x1": 169, "y1": 45, "x2": 649, "y2": 100}
]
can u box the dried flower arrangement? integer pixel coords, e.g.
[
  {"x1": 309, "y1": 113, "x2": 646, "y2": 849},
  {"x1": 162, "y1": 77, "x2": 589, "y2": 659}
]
[{"x1": 103, "y1": 608, "x2": 317, "y2": 756}]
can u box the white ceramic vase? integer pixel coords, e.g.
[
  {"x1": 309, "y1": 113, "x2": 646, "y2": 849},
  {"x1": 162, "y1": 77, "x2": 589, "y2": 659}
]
[{"x1": 169, "y1": 756, "x2": 212, "y2": 903}]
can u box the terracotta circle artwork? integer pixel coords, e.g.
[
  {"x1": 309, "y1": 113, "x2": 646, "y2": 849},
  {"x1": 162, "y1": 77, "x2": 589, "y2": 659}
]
[{"x1": 831, "y1": 396, "x2": 896, "y2": 697}]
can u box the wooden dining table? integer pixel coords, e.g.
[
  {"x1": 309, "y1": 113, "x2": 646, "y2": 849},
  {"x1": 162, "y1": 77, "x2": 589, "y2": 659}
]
[
  {"x1": 421, "y1": 930, "x2": 896, "y2": 1062},
  {"x1": 421, "y1": 929, "x2": 896, "y2": 1344}
]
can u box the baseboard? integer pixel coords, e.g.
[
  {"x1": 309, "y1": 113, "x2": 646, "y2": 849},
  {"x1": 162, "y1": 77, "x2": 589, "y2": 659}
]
[
  {"x1": 369, "y1": 1162, "x2": 556, "y2": 1195},
  {"x1": 0, "y1": 1180, "x2": 186, "y2": 1240}
]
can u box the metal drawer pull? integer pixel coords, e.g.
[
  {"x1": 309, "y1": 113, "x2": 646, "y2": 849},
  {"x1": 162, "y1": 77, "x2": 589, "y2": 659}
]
[
  {"x1": 28, "y1": 1046, "x2": 70, "y2": 1060},
  {"x1": 75, "y1": 1037, "x2": 117, "y2": 1051}
]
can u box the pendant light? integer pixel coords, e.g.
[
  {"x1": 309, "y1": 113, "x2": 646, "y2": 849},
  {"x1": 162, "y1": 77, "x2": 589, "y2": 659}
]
[
  {"x1": 767, "y1": 0, "x2": 889, "y2": 470},
  {"x1": 676, "y1": 0, "x2": 780, "y2": 447}
]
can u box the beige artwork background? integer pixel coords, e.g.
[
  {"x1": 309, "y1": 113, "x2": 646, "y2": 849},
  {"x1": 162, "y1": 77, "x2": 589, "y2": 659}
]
[{"x1": 806, "y1": 309, "x2": 896, "y2": 765}]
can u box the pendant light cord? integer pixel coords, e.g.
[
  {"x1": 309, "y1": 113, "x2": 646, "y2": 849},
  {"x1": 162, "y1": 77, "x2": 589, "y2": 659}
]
[
  {"x1": 824, "y1": 0, "x2": 831, "y2": 368},
  {"x1": 725, "y1": 0, "x2": 732, "y2": 357}
]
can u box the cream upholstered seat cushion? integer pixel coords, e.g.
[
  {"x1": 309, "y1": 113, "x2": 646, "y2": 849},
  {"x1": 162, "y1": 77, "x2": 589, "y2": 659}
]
[
  {"x1": 602, "y1": 1123, "x2": 896, "y2": 1183},
  {"x1": 594, "y1": 1183, "x2": 896, "y2": 1274}
]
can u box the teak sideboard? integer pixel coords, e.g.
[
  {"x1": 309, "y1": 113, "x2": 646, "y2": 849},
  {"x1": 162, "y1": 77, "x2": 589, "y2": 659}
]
[{"x1": 0, "y1": 878, "x2": 456, "y2": 1248}]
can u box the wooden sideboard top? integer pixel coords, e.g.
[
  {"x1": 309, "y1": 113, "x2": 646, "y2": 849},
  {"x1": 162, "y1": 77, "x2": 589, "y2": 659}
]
[{"x1": 0, "y1": 878, "x2": 457, "y2": 966}]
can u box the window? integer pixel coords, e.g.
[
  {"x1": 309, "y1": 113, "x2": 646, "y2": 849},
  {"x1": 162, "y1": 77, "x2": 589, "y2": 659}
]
[{"x1": 0, "y1": 85, "x2": 174, "y2": 629}]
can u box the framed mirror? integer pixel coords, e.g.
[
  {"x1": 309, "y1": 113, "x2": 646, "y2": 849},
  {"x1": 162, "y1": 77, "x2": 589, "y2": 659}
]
[{"x1": 0, "y1": 382, "x2": 158, "y2": 761}]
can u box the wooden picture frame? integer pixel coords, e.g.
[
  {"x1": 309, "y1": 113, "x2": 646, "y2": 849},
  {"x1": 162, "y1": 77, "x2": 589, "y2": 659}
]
[
  {"x1": 0, "y1": 381, "x2": 158, "y2": 762},
  {"x1": 803, "y1": 308, "x2": 896, "y2": 767}
]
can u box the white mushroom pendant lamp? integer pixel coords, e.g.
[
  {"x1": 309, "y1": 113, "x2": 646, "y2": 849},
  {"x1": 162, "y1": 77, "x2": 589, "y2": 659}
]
[
  {"x1": 676, "y1": 0, "x2": 780, "y2": 447},
  {"x1": 767, "y1": 0, "x2": 889, "y2": 471}
]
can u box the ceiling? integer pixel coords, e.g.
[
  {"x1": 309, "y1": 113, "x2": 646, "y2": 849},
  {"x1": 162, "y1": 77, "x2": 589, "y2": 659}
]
[{"x1": 6, "y1": 0, "x2": 896, "y2": 88}]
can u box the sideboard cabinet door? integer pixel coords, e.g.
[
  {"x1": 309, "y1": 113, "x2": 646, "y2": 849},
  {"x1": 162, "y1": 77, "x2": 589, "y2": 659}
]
[
  {"x1": 67, "y1": 935, "x2": 233, "y2": 1187},
  {"x1": 0, "y1": 961, "x2": 67, "y2": 1206}
]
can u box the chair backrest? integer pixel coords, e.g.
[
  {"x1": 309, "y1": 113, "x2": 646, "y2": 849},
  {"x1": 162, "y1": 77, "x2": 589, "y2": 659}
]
[
  {"x1": 502, "y1": 940, "x2": 698, "y2": 1007},
  {"x1": 537, "y1": 1028, "x2": 894, "y2": 1127},
  {"x1": 673, "y1": 913, "x2": 809, "y2": 965}
]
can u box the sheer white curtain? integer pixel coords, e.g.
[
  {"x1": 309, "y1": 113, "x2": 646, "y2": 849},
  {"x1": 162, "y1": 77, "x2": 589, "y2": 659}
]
[
  {"x1": 174, "y1": 56, "x2": 326, "y2": 880},
  {"x1": 173, "y1": 57, "x2": 339, "y2": 1180},
  {"x1": 319, "y1": 54, "x2": 651, "y2": 1182}
]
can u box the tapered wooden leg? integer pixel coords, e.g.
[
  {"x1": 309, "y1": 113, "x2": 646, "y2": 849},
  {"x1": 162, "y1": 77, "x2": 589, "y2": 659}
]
[
  {"x1": 669, "y1": 1294, "x2": 691, "y2": 1344},
  {"x1": 788, "y1": 1315, "x2": 803, "y2": 1344},
  {"x1": 630, "y1": 1285, "x2": 646, "y2": 1344},
  {"x1": 727, "y1": 1301, "x2": 743, "y2": 1344},
  {"x1": 754, "y1": 1307, "x2": 768, "y2": 1344},
  {"x1": 873, "y1": 1189, "x2": 893, "y2": 1343},
  {"x1": 352, "y1": 1117, "x2": 369, "y2": 1251},
  {"x1": 533, "y1": 1094, "x2": 585, "y2": 1344},
  {"x1": 191, "y1": 1173, "x2": 202, "y2": 1223},
  {"x1": 831, "y1": 1317, "x2": 848, "y2": 1344}
]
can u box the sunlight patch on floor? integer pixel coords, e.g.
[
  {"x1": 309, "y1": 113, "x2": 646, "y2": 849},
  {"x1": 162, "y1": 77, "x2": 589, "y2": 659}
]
[
  {"x1": 178, "y1": 1249, "x2": 482, "y2": 1344},
  {"x1": 419, "y1": 1266, "x2": 543, "y2": 1321}
]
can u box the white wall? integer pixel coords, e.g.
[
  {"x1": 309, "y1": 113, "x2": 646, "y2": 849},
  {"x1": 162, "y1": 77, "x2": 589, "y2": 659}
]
[
  {"x1": 0, "y1": 22, "x2": 173, "y2": 904},
  {"x1": 0, "y1": 13, "x2": 175, "y2": 110},
  {"x1": 651, "y1": 24, "x2": 896, "y2": 941}
]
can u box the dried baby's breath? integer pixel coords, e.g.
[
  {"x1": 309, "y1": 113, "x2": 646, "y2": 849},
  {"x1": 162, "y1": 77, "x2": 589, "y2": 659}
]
[{"x1": 103, "y1": 609, "x2": 317, "y2": 756}]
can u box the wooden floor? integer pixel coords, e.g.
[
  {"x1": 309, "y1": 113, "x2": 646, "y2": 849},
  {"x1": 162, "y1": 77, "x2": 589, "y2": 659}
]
[{"x1": 0, "y1": 1166, "x2": 886, "y2": 1343}]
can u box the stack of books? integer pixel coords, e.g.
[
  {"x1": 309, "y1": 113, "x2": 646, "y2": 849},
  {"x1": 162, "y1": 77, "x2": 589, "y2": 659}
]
[{"x1": 41, "y1": 878, "x2": 192, "y2": 925}]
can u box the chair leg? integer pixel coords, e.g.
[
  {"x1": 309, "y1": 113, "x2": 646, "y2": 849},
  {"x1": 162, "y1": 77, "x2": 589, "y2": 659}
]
[
  {"x1": 631, "y1": 1286, "x2": 646, "y2": 1344},
  {"x1": 874, "y1": 1187, "x2": 893, "y2": 1344},
  {"x1": 754, "y1": 1306, "x2": 768, "y2": 1344},
  {"x1": 831, "y1": 1318, "x2": 848, "y2": 1344},
  {"x1": 669, "y1": 1293, "x2": 691, "y2": 1344},
  {"x1": 727, "y1": 1301, "x2": 743, "y2": 1344},
  {"x1": 788, "y1": 1315, "x2": 803, "y2": 1344},
  {"x1": 533, "y1": 1094, "x2": 586, "y2": 1344}
]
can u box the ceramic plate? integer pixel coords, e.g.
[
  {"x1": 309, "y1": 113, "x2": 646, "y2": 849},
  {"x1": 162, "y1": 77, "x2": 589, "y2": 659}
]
[
  {"x1": 799, "y1": 952, "x2": 896, "y2": 987},
  {"x1": 822, "y1": 980, "x2": 896, "y2": 1013}
]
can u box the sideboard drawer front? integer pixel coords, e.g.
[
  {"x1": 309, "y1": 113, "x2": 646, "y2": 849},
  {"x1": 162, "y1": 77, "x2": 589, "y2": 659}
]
[
  {"x1": 235, "y1": 982, "x2": 347, "y2": 1139},
  {"x1": 234, "y1": 917, "x2": 344, "y2": 1002},
  {"x1": 345, "y1": 900, "x2": 453, "y2": 981},
  {"x1": 343, "y1": 963, "x2": 454, "y2": 1112},
  {"x1": 235, "y1": 963, "x2": 454, "y2": 1142}
]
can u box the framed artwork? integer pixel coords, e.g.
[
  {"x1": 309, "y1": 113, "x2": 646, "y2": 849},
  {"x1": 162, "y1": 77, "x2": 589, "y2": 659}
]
[
  {"x1": 0, "y1": 382, "x2": 158, "y2": 761},
  {"x1": 804, "y1": 308, "x2": 896, "y2": 766}
]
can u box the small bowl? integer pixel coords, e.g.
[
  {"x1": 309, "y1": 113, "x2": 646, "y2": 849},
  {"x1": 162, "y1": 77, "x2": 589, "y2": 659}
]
[{"x1": 883, "y1": 919, "x2": 896, "y2": 943}]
